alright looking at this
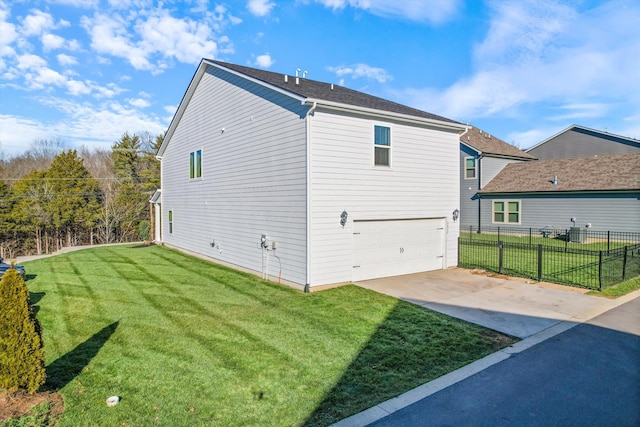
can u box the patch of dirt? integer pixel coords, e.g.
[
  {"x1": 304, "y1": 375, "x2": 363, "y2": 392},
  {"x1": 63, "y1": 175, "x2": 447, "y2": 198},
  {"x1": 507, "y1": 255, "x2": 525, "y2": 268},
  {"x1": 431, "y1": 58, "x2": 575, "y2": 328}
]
[
  {"x1": 0, "y1": 390, "x2": 64, "y2": 423},
  {"x1": 480, "y1": 329, "x2": 519, "y2": 348}
]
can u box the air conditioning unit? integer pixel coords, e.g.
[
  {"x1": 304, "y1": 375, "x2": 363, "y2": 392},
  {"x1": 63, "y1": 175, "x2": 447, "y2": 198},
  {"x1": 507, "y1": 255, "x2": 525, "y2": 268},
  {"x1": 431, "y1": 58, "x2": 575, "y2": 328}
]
[{"x1": 569, "y1": 227, "x2": 586, "y2": 243}]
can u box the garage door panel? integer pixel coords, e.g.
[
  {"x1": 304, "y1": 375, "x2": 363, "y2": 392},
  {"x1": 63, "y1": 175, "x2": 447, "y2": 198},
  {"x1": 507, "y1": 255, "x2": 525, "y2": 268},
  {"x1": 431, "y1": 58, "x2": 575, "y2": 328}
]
[{"x1": 353, "y1": 218, "x2": 445, "y2": 282}]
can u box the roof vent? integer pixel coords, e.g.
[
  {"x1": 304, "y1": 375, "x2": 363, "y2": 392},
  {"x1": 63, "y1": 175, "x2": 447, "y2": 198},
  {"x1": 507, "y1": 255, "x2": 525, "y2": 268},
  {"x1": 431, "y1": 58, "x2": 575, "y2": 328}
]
[
  {"x1": 303, "y1": 70, "x2": 308, "y2": 78},
  {"x1": 284, "y1": 75, "x2": 288, "y2": 83},
  {"x1": 553, "y1": 175, "x2": 558, "y2": 185},
  {"x1": 296, "y1": 77, "x2": 299, "y2": 85},
  {"x1": 331, "y1": 83, "x2": 334, "y2": 90}
]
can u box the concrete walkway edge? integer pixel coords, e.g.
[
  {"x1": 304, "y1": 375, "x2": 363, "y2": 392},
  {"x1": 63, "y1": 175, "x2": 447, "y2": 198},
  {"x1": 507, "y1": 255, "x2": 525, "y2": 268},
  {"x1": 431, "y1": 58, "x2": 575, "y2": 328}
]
[{"x1": 332, "y1": 289, "x2": 640, "y2": 427}]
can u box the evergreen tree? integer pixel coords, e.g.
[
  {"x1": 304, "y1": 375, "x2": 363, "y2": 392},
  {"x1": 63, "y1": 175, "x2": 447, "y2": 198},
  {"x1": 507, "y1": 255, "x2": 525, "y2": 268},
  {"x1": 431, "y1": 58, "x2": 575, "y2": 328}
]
[
  {"x1": 0, "y1": 268, "x2": 46, "y2": 394},
  {"x1": 112, "y1": 133, "x2": 141, "y2": 183}
]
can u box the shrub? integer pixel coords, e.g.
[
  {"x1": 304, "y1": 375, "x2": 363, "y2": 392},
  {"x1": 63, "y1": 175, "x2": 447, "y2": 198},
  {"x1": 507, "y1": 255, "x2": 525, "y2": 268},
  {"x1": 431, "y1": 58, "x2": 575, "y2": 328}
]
[
  {"x1": 0, "y1": 268, "x2": 46, "y2": 394},
  {"x1": 138, "y1": 220, "x2": 150, "y2": 241}
]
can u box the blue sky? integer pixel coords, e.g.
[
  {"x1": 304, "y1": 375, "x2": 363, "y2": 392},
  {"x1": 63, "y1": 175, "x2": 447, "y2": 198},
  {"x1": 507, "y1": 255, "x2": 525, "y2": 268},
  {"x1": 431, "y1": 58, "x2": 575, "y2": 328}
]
[{"x1": 1, "y1": 0, "x2": 639, "y2": 157}]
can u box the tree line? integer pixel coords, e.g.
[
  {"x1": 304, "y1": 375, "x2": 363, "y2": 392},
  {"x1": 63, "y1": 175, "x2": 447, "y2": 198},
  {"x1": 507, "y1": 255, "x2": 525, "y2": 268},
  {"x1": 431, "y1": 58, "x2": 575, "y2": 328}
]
[{"x1": 0, "y1": 133, "x2": 162, "y2": 258}]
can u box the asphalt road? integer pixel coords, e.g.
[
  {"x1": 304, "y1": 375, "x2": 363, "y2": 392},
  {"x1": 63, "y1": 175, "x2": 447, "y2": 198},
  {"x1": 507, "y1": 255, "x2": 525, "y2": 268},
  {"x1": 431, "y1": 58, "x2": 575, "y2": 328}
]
[{"x1": 369, "y1": 296, "x2": 640, "y2": 427}]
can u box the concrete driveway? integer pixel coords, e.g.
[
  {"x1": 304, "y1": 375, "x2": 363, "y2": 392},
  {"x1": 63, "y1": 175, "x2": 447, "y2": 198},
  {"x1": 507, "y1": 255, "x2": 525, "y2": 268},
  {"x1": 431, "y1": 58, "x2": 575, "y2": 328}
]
[{"x1": 355, "y1": 268, "x2": 621, "y2": 339}]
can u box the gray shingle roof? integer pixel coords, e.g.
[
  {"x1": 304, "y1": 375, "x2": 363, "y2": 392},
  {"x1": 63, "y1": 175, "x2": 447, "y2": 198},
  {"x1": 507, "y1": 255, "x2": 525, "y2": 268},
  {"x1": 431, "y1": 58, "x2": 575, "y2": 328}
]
[
  {"x1": 479, "y1": 153, "x2": 640, "y2": 193},
  {"x1": 462, "y1": 126, "x2": 535, "y2": 159},
  {"x1": 210, "y1": 60, "x2": 458, "y2": 124}
]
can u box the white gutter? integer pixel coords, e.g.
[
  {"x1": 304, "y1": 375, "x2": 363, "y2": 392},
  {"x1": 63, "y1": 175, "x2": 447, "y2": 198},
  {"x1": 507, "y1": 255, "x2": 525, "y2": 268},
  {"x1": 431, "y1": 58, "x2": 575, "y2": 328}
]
[
  {"x1": 302, "y1": 98, "x2": 468, "y2": 133},
  {"x1": 304, "y1": 102, "x2": 316, "y2": 292}
]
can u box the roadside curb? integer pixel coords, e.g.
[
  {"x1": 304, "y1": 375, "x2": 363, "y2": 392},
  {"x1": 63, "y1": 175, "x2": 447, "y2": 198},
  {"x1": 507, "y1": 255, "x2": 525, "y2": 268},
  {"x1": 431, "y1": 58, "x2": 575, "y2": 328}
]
[{"x1": 332, "y1": 288, "x2": 640, "y2": 427}]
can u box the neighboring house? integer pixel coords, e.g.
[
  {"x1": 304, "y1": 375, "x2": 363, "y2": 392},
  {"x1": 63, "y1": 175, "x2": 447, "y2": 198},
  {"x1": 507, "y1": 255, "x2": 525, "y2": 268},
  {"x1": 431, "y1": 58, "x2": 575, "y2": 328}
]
[
  {"x1": 477, "y1": 153, "x2": 640, "y2": 233},
  {"x1": 527, "y1": 124, "x2": 640, "y2": 160},
  {"x1": 154, "y1": 59, "x2": 467, "y2": 290},
  {"x1": 460, "y1": 127, "x2": 535, "y2": 229}
]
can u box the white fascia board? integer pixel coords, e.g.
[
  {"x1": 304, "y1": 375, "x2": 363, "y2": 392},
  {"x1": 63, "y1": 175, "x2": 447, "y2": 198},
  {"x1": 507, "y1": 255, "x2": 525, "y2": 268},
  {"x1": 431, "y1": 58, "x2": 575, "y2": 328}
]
[
  {"x1": 303, "y1": 98, "x2": 468, "y2": 133},
  {"x1": 157, "y1": 59, "x2": 209, "y2": 157}
]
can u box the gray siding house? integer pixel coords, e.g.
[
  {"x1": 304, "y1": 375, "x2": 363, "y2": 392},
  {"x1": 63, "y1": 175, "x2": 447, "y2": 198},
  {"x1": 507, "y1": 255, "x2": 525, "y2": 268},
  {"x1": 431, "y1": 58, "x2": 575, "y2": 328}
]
[
  {"x1": 155, "y1": 59, "x2": 467, "y2": 290},
  {"x1": 460, "y1": 127, "x2": 535, "y2": 228},
  {"x1": 527, "y1": 124, "x2": 640, "y2": 160},
  {"x1": 478, "y1": 153, "x2": 640, "y2": 232}
]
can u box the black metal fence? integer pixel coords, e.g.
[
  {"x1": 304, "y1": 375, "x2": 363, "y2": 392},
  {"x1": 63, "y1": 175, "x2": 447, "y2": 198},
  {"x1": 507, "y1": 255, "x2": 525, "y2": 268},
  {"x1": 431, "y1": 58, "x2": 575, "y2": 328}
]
[{"x1": 459, "y1": 227, "x2": 640, "y2": 290}]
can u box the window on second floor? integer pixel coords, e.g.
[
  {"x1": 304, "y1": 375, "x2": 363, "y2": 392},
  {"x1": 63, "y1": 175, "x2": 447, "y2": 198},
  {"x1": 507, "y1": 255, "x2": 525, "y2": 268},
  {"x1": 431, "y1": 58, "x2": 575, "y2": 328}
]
[
  {"x1": 374, "y1": 125, "x2": 391, "y2": 166},
  {"x1": 189, "y1": 149, "x2": 202, "y2": 179},
  {"x1": 464, "y1": 157, "x2": 476, "y2": 179}
]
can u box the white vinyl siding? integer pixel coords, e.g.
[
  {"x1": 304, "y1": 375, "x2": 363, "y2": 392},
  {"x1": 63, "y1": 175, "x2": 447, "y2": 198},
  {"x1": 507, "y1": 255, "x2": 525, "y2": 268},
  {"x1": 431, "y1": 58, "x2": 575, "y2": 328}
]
[
  {"x1": 308, "y1": 109, "x2": 460, "y2": 286},
  {"x1": 161, "y1": 66, "x2": 308, "y2": 285}
]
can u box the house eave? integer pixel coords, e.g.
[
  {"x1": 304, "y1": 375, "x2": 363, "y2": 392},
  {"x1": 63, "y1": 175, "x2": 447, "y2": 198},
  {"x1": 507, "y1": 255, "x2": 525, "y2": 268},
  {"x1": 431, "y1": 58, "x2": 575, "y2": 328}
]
[
  {"x1": 303, "y1": 98, "x2": 468, "y2": 133},
  {"x1": 478, "y1": 189, "x2": 640, "y2": 196}
]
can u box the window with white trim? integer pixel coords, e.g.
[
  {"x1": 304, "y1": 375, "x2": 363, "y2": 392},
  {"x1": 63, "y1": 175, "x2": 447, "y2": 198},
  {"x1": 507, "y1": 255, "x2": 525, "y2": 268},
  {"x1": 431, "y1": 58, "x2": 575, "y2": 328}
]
[
  {"x1": 464, "y1": 157, "x2": 476, "y2": 179},
  {"x1": 493, "y1": 200, "x2": 520, "y2": 224},
  {"x1": 374, "y1": 125, "x2": 391, "y2": 166},
  {"x1": 189, "y1": 149, "x2": 202, "y2": 179}
]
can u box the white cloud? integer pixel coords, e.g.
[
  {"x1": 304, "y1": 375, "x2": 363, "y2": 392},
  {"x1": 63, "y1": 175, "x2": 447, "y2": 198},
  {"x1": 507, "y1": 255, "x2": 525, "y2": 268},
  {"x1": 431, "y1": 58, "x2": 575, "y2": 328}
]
[
  {"x1": 0, "y1": 115, "x2": 50, "y2": 156},
  {"x1": 401, "y1": 1, "x2": 640, "y2": 123},
  {"x1": 17, "y1": 53, "x2": 47, "y2": 69},
  {"x1": 128, "y1": 98, "x2": 151, "y2": 108},
  {"x1": 42, "y1": 33, "x2": 65, "y2": 51},
  {"x1": 328, "y1": 63, "x2": 393, "y2": 83},
  {"x1": 247, "y1": 0, "x2": 275, "y2": 17},
  {"x1": 81, "y1": 9, "x2": 220, "y2": 72},
  {"x1": 57, "y1": 53, "x2": 78, "y2": 66},
  {"x1": 21, "y1": 9, "x2": 56, "y2": 36},
  {"x1": 66, "y1": 79, "x2": 91, "y2": 96},
  {"x1": 254, "y1": 53, "x2": 274, "y2": 68},
  {"x1": 0, "y1": 7, "x2": 18, "y2": 60},
  {"x1": 314, "y1": 0, "x2": 460, "y2": 24}
]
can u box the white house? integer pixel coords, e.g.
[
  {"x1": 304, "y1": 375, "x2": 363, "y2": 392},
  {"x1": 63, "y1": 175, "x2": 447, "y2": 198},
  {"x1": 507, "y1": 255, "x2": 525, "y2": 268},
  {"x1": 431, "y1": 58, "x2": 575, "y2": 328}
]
[{"x1": 155, "y1": 59, "x2": 467, "y2": 291}]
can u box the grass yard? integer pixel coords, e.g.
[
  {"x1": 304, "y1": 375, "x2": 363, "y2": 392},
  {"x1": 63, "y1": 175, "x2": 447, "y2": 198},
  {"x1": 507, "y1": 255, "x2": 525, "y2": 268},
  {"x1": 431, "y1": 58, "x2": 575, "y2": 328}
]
[{"x1": 13, "y1": 245, "x2": 514, "y2": 426}]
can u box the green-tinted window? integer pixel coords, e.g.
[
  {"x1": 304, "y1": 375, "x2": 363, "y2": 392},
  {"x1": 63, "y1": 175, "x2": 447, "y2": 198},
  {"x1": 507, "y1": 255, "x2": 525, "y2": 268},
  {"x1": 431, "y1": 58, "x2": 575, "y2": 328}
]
[
  {"x1": 493, "y1": 201, "x2": 520, "y2": 224},
  {"x1": 508, "y1": 202, "x2": 520, "y2": 223},
  {"x1": 189, "y1": 150, "x2": 202, "y2": 179},
  {"x1": 195, "y1": 150, "x2": 202, "y2": 178},
  {"x1": 493, "y1": 202, "x2": 504, "y2": 223},
  {"x1": 374, "y1": 125, "x2": 391, "y2": 166}
]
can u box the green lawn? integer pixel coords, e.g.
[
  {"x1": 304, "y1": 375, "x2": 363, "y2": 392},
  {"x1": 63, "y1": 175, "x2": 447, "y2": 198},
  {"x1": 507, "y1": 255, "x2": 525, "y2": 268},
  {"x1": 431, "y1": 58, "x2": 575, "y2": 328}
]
[{"x1": 19, "y1": 245, "x2": 513, "y2": 426}]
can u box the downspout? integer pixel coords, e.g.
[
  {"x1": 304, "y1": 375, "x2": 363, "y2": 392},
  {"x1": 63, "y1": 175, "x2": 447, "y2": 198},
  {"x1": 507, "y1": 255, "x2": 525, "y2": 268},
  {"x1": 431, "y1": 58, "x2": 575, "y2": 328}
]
[
  {"x1": 477, "y1": 153, "x2": 484, "y2": 232},
  {"x1": 304, "y1": 101, "x2": 317, "y2": 292}
]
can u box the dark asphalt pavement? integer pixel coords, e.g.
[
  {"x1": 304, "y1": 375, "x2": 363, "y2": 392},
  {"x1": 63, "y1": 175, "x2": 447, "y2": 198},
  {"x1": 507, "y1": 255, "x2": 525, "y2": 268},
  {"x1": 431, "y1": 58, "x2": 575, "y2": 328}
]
[{"x1": 369, "y1": 297, "x2": 640, "y2": 427}]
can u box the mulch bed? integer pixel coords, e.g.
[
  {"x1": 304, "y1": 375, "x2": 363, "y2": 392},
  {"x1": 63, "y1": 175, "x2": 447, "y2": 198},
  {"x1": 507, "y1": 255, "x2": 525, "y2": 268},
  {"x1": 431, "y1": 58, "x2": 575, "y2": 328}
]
[{"x1": 0, "y1": 390, "x2": 64, "y2": 424}]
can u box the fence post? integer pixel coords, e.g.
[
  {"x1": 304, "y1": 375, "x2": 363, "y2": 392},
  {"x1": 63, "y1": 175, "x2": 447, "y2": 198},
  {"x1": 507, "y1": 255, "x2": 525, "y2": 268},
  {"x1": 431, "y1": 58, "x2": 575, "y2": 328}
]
[
  {"x1": 622, "y1": 245, "x2": 628, "y2": 281},
  {"x1": 598, "y1": 250, "x2": 603, "y2": 291},
  {"x1": 498, "y1": 241, "x2": 503, "y2": 274},
  {"x1": 529, "y1": 228, "x2": 532, "y2": 247},
  {"x1": 498, "y1": 227, "x2": 500, "y2": 242},
  {"x1": 607, "y1": 231, "x2": 610, "y2": 252},
  {"x1": 565, "y1": 229, "x2": 568, "y2": 252},
  {"x1": 458, "y1": 237, "x2": 461, "y2": 266},
  {"x1": 537, "y1": 244, "x2": 542, "y2": 282}
]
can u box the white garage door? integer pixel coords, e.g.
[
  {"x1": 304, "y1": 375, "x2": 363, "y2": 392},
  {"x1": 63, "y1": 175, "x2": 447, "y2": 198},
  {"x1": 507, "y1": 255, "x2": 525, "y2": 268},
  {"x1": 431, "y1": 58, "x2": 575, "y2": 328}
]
[{"x1": 352, "y1": 218, "x2": 445, "y2": 282}]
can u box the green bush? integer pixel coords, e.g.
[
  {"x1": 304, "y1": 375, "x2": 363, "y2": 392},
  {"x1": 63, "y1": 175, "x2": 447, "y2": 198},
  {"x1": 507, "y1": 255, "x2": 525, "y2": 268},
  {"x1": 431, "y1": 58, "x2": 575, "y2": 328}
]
[
  {"x1": 0, "y1": 268, "x2": 46, "y2": 394},
  {"x1": 138, "y1": 220, "x2": 150, "y2": 241}
]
